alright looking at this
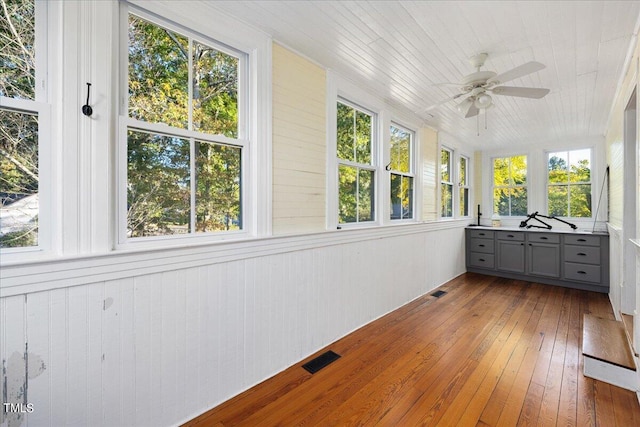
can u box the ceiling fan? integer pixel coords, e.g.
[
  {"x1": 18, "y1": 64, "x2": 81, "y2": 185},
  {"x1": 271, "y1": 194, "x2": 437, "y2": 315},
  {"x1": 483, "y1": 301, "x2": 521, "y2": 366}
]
[{"x1": 426, "y1": 53, "x2": 550, "y2": 118}]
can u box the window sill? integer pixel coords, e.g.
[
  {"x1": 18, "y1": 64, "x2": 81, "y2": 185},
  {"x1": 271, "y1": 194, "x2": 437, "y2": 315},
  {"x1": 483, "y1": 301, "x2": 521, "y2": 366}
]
[{"x1": 0, "y1": 220, "x2": 469, "y2": 296}]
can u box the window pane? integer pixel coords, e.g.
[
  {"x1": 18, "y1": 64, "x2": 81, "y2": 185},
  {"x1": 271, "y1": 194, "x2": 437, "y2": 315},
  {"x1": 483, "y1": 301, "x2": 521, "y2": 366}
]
[
  {"x1": 337, "y1": 103, "x2": 372, "y2": 164},
  {"x1": 494, "y1": 188, "x2": 510, "y2": 216},
  {"x1": 493, "y1": 157, "x2": 509, "y2": 186},
  {"x1": 510, "y1": 155, "x2": 527, "y2": 185},
  {"x1": 390, "y1": 126, "x2": 410, "y2": 173},
  {"x1": 548, "y1": 185, "x2": 568, "y2": 217},
  {"x1": 358, "y1": 169, "x2": 375, "y2": 221},
  {"x1": 511, "y1": 187, "x2": 528, "y2": 216},
  {"x1": 570, "y1": 184, "x2": 592, "y2": 217},
  {"x1": 569, "y1": 149, "x2": 590, "y2": 183},
  {"x1": 128, "y1": 15, "x2": 189, "y2": 128},
  {"x1": 127, "y1": 130, "x2": 190, "y2": 237},
  {"x1": 459, "y1": 157, "x2": 467, "y2": 186},
  {"x1": 193, "y1": 42, "x2": 239, "y2": 138},
  {"x1": 0, "y1": 108, "x2": 38, "y2": 248},
  {"x1": 441, "y1": 149, "x2": 450, "y2": 182},
  {"x1": 338, "y1": 164, "x2": 357, "y2": 223},
  {"x1": 0, "y1": 0, "x2": 35, "y2": 100},
  {"x1": 336, "y1": 102, "x2": 355, "y2": 162},
  {"x1": 391, "y1": 174, "x2": 413, "y2": 220},
  {"x1": 441, "y1": 183, "x2": 453, "y2": 217},
  {"x1": 196, "y1": 142, "x2": 241, "y2": 232},
  {"x1": 355, "y1": 110, "x2": 372, "y2": 165},
  {"x1": 460, "y1": 187, "x2": 469, "y2": 217},
  {"x1": 548, "y1": 152, "x2": 568, "y2": 184}
]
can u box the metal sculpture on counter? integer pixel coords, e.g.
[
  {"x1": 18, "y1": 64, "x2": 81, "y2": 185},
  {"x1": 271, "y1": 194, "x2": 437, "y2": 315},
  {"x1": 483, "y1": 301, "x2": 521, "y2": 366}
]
[{"x1": 519, "y1": 211, "x2": 577, "y2": 230}]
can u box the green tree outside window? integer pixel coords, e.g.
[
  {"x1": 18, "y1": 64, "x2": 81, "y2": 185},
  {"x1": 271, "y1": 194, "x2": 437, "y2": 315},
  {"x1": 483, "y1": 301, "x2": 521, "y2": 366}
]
[
  {"x1": 126, "y1": 13, "x2": 242, "y2": 238},
  {"x1": 337, "y1": 101, "x2": 375, "y2": 223},
  {"x1": 493, "y1": 155, "x2": 527, "y2": 216},
  {"x1": 548, "y1": 149, "x2": 591, "y2": 217}
]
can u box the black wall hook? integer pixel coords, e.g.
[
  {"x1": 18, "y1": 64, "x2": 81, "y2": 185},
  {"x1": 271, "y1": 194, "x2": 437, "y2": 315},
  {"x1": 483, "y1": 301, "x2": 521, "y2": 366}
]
[{"x1": 82, "y1": 82, "x2": 93, "y2": 116}]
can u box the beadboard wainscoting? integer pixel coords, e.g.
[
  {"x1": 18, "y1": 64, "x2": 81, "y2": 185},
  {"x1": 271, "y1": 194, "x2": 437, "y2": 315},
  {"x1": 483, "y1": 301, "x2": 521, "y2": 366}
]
[
  {"x1": 0, "y1": 221, "x2": 466, "y2": 427},
  {"x1": 608, "y1": 224, "x2": 624, "y2": 317}
]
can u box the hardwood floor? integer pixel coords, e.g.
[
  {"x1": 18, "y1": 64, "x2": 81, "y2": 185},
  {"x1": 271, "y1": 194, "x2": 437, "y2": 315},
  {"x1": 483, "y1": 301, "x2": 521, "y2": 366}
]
[{"x1": 184, "y1": 273, "x2": 640, "y2": 426}]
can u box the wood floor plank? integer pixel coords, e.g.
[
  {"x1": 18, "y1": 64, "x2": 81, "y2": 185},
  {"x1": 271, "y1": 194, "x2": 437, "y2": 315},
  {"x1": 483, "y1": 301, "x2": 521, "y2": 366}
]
[
  {"x1": 537, "y1": 288, "x2": 572, "y2": 426},
  {"x1": 183, "y1": 273, "x2": 640, "y2": 427},
  {"x1": 577, "y1": 290, "x2": 597, "y2": 427},
  {"x1": 434, "y1": 282, "x2": 544, "y2": 426}
]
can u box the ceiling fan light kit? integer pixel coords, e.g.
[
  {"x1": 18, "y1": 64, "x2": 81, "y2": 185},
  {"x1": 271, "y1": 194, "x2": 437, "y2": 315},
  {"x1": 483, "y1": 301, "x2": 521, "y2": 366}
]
[{"x1": 426, "y1": 53, "x2": 550, "y2": 130}]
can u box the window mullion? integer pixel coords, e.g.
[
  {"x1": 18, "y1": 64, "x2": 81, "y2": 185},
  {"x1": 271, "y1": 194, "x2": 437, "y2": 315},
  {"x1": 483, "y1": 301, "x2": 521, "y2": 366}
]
[
  {"x1": 190, "y1": 137, "x2": 196, "y2": 233},
  {"x1": 188, "y1": 38, "x2": 193, "y2": 131}
]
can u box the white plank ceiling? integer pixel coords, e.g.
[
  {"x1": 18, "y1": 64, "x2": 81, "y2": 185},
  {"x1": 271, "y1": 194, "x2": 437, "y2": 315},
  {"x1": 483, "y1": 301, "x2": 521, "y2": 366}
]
[{"x1": 207, "y1": 1, "x2": 640, "y2": 150}]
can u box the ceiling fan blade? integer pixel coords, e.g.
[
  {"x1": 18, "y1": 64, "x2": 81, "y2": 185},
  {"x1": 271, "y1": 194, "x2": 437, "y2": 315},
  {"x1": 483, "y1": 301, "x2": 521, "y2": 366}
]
[
  {"x1": 487, "y1": 61, "x2": 546, "y2": 85},
  {"x1": 433, "y1": 82, "x2": 465, "y2": 87},
  {"x1": 420, "y1": 92, "x2": 466, "y2": 112},
  {"x1": 465, "y1": 103, "x2": 480, "y2": 118},
  {"x1": 491, "y1": 86, "x2": 550, "y2": 99}
]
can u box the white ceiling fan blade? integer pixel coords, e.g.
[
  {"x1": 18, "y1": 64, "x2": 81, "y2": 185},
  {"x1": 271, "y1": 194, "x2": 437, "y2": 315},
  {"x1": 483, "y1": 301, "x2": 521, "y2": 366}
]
[
  {"x1": 465, "y1": 103, "x2": 480, "y2": 118},
  {"x1": 487, "y1": 62, "x2": 546, "y2": 85},
  {"x1": 491, "y1": 86, "x2": 550, "y2": 99},
  {"x1": 419, "y1": 92, "x2": 466, "y2": 113},
  {"x1": 433, "y1": 82, "x2": 465, "y2": 87}
]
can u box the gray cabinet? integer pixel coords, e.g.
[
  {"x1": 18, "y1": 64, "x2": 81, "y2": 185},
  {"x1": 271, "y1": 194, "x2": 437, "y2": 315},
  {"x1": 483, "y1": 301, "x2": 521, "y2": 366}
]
[
  {"x1": 465, "y1": 228, "x2": 609, "y2": 293},
  {"x1": 467, "y1": 229, "x2": 495, "y2": 269},
  {"x1": 497, "y1": 240, "x2": 525, "y2": 273},
  {"x1": 527, "y1": 233, "x2": 560, "y2": 278},
  {"x1": 563, "y1": 235, "x2": 606, "y2": 287}
]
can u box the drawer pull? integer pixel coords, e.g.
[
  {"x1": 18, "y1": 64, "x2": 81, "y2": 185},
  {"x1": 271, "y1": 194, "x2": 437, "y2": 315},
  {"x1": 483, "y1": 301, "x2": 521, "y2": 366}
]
[
  {"x1": 479, "y1": 233, "x2": 485, "y2": 236},
  {"x1": 507, "y1": 234, "x2": 514, "y2": 237},
  {"x1": 479, "y1": 258, "x2": 485, "y2": 262},
  {"x1": 540, "y1": 236, "x2": 548, "y2": 240},
  {"x1": 577, "y1": 253, "x2": 587, "y2": 256},
  {"x1": 577, "y1": 271, "x2": 587, "y2": 274},
  {"x1": 577, "y1": 238, "x2": 586, "y2": 242},
  {"x1": 479, "y1": 244, "x2": 485, "y2": 247}
]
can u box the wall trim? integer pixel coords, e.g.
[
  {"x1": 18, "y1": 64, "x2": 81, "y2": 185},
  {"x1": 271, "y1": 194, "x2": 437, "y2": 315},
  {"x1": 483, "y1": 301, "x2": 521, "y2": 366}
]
[{"x1": 1, "y1": 220, "x2": 468, "y2": 296}]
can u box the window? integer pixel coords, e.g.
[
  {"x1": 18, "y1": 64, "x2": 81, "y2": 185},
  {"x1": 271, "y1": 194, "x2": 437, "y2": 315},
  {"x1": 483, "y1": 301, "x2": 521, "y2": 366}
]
[
  {"x1": 336, "y1": 100, "x2": 375, "y2": 224},
  {"x1": 122, "y1": 11, "x2": 246, "y2": 240},
  {"x1": 440, "y1": 148, "x2": 453, "y2": 217},
  {"x1": 493, "y1": 155, "x2": 527, "y2": 216},
  {"x1": 389, "y1": 124, "x2": 414, "y2": 220},
  {"x1": 0, "y1": 0, "x2": 47, "y2": 250},
  {"x1": 459, "y1": 155, "x2": 469, "y2": 217},
  {"x1": 548, "y1": 149, "x2": 591, "y2": 217}
]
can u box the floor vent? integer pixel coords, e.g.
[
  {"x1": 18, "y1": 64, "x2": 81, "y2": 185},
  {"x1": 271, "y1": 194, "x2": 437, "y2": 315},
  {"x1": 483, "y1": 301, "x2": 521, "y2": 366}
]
[
  {"x1": 302, "y1": 350, "x2": 341, "y2": 374},
  {"x1": 431, "y1": 290, "x2": 447, "y2": 298}
]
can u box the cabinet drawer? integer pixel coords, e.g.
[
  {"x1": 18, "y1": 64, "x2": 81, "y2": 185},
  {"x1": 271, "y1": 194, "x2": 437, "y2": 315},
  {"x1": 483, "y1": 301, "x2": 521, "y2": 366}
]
[
  {"x1": 470, "y1": 238, "x2": 494, "y2": 253},
  {"x1": 564, "y1": 245, "x2": 600, "y2": 264},
  {"x1": 469, "y1": 253, "x2": 495, "y2": 269},
  {"x1": 468, "y1": 229, "x2": 494, "y2": 239},
  {"x1": 528, "y1": 233, "x2": 559, "y2": 243},
  {"x1": 564, "y1": 262, "x2": 601, "y2": 283},
  {"x1": 496, "y1": 231, "x2": 524, "y2": 241},
  {"x1": 564, "y1": 234, "x2": 600, "y2": 246}
]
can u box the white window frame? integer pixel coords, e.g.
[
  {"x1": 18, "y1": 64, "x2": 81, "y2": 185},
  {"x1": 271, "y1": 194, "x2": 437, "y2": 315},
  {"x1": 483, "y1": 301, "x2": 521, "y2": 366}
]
[
  {"x1": 458, "y1": 154, "x2": 470, "y2": 217},
  {"x1": 335, "y1": 97, "x2": 378, "y2": 226},
  {"x1": 117, "y1": 3, "x2": 268, "y2": 248},
  {"x1": 491, "y1": 154, "x2": 529, "y2": 217},
  {"x1": 0, "y1": 0, "x2": 53, "y2": 260},
  {"x1": 388, "y1": 123, "x2": 415, "y2": 221},
  {"x1": 546, "y1": 148, "x2": 593, "y2": 218},
  {"x1": 440, "y1": 146, "x2": 454, "y2": 218}
]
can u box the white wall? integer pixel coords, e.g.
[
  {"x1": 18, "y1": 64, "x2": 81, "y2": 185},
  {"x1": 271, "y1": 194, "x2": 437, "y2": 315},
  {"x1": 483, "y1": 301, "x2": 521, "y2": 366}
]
[{"x1": 0, "y1": 222, "x2": 466, "y2": 426}]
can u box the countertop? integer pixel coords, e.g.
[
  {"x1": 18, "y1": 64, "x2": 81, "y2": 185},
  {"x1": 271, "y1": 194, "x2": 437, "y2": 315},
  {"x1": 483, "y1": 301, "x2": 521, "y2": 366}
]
[{"x1": 466, "y1": 225, "x2": 608, "y2": 235}]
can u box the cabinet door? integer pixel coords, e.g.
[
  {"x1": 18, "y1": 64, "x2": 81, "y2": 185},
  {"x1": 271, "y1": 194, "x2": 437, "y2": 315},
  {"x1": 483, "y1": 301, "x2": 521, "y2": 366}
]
[
  {"x1": 527, "y1": 242, "x2": 560, "y2": 278},
  {"x1": 497, "y1": 240, "x2": 525, "y2": 273}
]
